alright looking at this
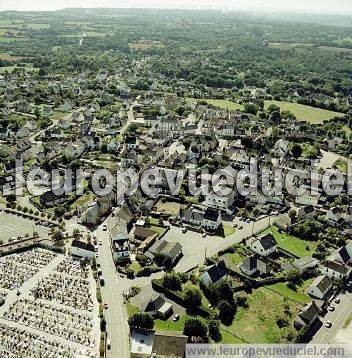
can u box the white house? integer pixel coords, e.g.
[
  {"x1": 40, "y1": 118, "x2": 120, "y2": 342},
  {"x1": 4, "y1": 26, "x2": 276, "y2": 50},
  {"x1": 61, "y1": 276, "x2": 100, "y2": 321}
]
[
  {"x1": 202, "y1": 207, "x2": 222, "y2": 230},
  {"x1": 70, "y1": 240, "x2": 95, "y2": 259},
  {"x1": 306, "y1": 275, "x2": 332, "y2": 300},
  {"x1": 204, "y1": 192, "x2": 235, "y2": 213},
  {"x1": 199, "y1": 260, "x2": 227, "y2": 286},
  {"x1": 333, "y1": 243, "x2": 352, "y2": 265},
  {"x1": 321, "y1": 260, "x2": 350, "y2": 280},
  {"x1": 111, "y1": 233, "x2": 131, "y2": 262},
  {"x1": 250, "y1": 233, "x2": 277, "y2": 257},
  {"x1": 239, "y1": 255, "x2": 258, "y2": 276}
]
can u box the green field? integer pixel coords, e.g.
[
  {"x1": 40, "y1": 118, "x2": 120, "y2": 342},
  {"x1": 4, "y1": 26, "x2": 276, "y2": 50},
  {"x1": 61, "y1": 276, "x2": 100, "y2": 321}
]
[
  {"x1": 202, "y1": 99, "x2": 244, "y2": 110},
  {"x1": 0, "y1": 65, "x2": 38, "y2": 74},
  {"x1": 227, "y1": 287, "x2": 300, "y2": 343},
  {"x1": 267, "y1": 279, "x2": 313, "y2": 304},
  {"x1": 261, "y1": 226, "x2": 318, "y2": 258},
  {"x1": 265, "y1": 100, "x2": 344, "y2": 124}
]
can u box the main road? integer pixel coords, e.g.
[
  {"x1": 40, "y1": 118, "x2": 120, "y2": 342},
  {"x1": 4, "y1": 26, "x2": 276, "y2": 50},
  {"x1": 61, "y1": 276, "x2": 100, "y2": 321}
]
[
  {"x1": 311, "y1": 285, "x2": 352, "y2": 344},
  {"x1": 95, "y1": 220, "x2": 130, "y2": 358}
]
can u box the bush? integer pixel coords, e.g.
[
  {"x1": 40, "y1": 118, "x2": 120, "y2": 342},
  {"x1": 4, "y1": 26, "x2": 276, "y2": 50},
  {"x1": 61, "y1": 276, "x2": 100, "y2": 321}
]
[
  {"x1": 183, "y1": 317, "x2": 208, "y2": 341},
  {"x1": 184, "y1": 285, "x2": 202, "y2": 308},
  {"x1": 128, "y1": 312, "x2": 154, "y2": 329}
]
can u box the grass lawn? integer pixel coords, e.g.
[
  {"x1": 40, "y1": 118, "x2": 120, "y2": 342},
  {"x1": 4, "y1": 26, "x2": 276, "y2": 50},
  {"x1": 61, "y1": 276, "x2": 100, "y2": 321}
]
[
  {"x1": 227, "y1": 287, "x2": 300, "y2": 343},
  {"x1": 261, "y1": 226, "x2": 318, "y2": 258},
  {"x1": 266, "y1": 279, "x2": 313, "y2": 304},
  {"x1": 187, "y1": 98, "x2": 244, "y2": 111},
  {"x1": 149, "y1": 225, "x2": 167, "y2": 236},
  {"x1": 130, "y1": 260, "x2": 142, "y2": 273},
  {"x1": 225, "y1": 252, "x2": 245, "y2": 267},
  {"x1": 343, "y1": 314, "x2": 352, "y2": 329},
  {"x1": 126, "y1": 302, "x2": 139, "y2": 316},
  {"x1": 223, "y1": 225, "x2": 236, "y2": 237},
  {"x1": 265, "y1": 100, "x2": 344, "y2": 124}
]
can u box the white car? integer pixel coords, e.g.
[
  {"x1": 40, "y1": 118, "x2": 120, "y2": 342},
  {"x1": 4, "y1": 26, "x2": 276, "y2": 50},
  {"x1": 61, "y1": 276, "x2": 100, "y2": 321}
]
[
  {"x1": 107, "y1": 339, "x2": 111, "y2": 350},
  {"x1": 335, "y1": 297, "x2": 340, "y2": 304},
  {"x1": 325, "y1": 321, "x2": 332, "y2": 328},
  {"x1": 99, "y1": 239, "x2": 103, "y2": 245},
  {"x1": 328, "y1": 305, "x2": 335, "y2": 312}
]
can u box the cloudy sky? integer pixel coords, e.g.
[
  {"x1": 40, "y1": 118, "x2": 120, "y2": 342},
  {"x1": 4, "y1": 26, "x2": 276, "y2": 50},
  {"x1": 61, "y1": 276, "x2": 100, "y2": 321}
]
[{"x1": 1, "y1": 0, "x2": 351, "y2": 14}]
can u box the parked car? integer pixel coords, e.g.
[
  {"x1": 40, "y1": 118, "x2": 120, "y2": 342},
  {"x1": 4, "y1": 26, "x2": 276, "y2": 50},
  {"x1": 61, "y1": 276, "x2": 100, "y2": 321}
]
[
  {"x1": 99, "y1": 239, "x2": 103, "y2": 245},
  {"x1": 325, "y1": 321, "x2": 332, "y2": 328},
  {"x1": 107, "y1": 339, "x2": 111, "y2": 350},
  {"x1": 238, "y1": 225, "x2": 243, "y2": 230},
  {"x1": 182, "y1": 228, "x2": 187, "y2": 234},
  {"x1": 335, "y1": 297, "x2": 340, "y2": 304},
  {"x1": 102, "y1": 225, "x2": 107, "y2": 231},
  {"x1": 328, "y1": 305, "x2": 335, "y2": 312},
  {"x1": 104, "y1": 302, "x2": 108, "y2": 309},
  {"x1": 172, "y1": 314, "x2": 180, "y2": 322}
]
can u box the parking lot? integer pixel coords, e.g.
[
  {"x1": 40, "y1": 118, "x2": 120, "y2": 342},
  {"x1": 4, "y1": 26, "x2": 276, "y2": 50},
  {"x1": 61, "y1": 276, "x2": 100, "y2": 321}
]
[{"x1": 0, "y1": 213, "x2": 50, "y2": 243}]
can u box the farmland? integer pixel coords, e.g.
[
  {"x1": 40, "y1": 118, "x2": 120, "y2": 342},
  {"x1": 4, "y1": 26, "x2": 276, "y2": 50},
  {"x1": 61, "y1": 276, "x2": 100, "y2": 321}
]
[{"x1": 264, "y1": 100, "x2": 344, "y2": 124}]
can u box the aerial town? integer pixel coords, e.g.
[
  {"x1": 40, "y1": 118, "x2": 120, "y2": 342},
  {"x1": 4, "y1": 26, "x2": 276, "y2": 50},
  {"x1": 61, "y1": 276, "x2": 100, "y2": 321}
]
[{"x1": 0, "y1": 5, "x2": 351, "y2": 358}]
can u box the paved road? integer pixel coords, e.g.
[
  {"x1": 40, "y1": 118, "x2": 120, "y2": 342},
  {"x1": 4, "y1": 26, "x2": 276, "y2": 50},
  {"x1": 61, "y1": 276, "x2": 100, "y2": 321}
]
[
  {"x1": 119, "y1": 104, "x2": 135, "y2": 136},
  {"x1": 95, "y1": 221, "x2": 129, "y2": 358},
  {"x1": 311, "y1": 286, "x2": 352, "y2": 344}
]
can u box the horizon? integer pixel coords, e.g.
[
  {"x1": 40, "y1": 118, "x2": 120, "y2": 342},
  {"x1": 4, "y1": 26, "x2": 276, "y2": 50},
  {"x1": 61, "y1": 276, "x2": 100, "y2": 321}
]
[{"x1": 1, "y1": 0, "x2": 352, "y2": 15}]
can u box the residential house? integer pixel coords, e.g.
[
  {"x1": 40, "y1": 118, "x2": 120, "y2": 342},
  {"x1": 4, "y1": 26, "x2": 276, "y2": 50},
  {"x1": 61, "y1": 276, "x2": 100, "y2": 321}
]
[
  {"x1": 306, "y1": 275, "x2": 333, "y2": 300},
  {"x1": 292, "y1": 257, "x2": 318, "y2": 274},
  {"x1": 199, "y1": 260, "x2": 228, "y2": 286},
  {"x1": 250, "y1": 233, "x2": 277, "y2": 257},
  {"x1": 333, "y1": 244, "x2": 352, "y2": 265},
  {"x1": 147, "y1": 240, "x2": 182, "y2": 266},
  {"x1": 39, "y1": 190, "x2": 66, "y2": 208},
  {"x1": 326, "y1": 207, "x2": 344, "y2": 227},
  {"x1": 321, "y1": 260, "x2": 350, "y2": 280},
  {"x1": 70, "y1": 240, "x2": 95, "y2": 259},
  {"x1": 203, "y1": 207, "x2": 222, "y2": 230},
  {"x1": 239, "y1": 255, "x2": 258, "y2": 276},
  {"x1": 152, "y1": 332, "x2": 188, "y2": 358},
  {"x1": 298, "y1": 205, "x2": 315, "y2": 220},
  {"x1": 125, "y1": 136, "x2": 139, "y2": 150},
  {"x1": 179, "y1": 205, "x2": 222, "y2": 231},
  {"x1": 294, "y1": 300, "x2": 320, "y2": 330},
  {"x1": 204, "y1": 192, "x2": 235, "y2": 213},
  {"x1": 111, "y1": 232, "x2": 131, "y2": 262},
  {"x1": 140, "y1": 294, "x2": 173, "y2": 318}
]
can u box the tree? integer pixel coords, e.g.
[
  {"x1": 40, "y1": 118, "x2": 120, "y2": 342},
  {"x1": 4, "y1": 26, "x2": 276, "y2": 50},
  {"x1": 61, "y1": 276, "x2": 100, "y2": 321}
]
[
  {"x1": 128, "y1": 312, "x2": 154, "y2": 329},
  {"x1": 244, "y1": 103, "x2": 258, "y2": 116},
  {"x1": 291, "y1": 144, "x2": 302, "y2": 158},
  {"x1": 241, "y1": 136, "x2": 254, "y2": 149},
  {"x1": 208, "y1": 319, "x2": 222, "y2": 342},
  {"x1": 184, "y1": 285, "x2": 202, "y2": 307},
  {"x1": 217, "y1": 300, "x2": 236, "y2": 325},
  {"x1": 162, "y1": 271, "x2": 182, "y2": 291},
  {"x1": 217, "y1": 280, "x2": 234, "y2": 303},
  {"x1": 54, "y1": 205, "x2": 66, "y2": 217},
  {"x1": 183, "y1": 318, "x2": 207, "y2": 340},
  {"x1": 268, "y1": 103, "x2": 280, "y2": 114},
  {"x1": 270, "y1": 110, "x2": 282, "y2": 124}
]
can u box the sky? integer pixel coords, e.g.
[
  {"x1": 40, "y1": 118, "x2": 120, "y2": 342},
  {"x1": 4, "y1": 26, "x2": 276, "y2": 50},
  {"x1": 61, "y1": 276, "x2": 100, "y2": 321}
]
[{"x1": 1, "y1": 0, "x2": 352, "y2": 14}]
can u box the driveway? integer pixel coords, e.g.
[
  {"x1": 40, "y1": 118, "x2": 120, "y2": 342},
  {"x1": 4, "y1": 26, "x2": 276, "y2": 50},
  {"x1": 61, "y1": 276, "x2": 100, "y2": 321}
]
[{"x1": 162, "y1": 214, "x2": 281, "y2": 272}]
